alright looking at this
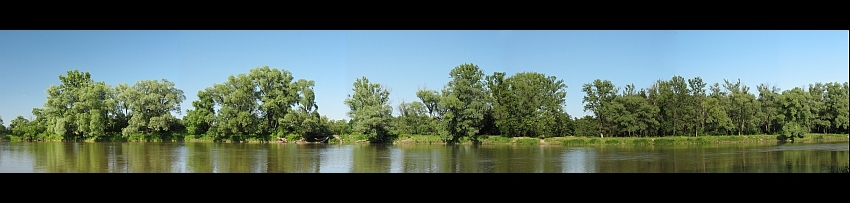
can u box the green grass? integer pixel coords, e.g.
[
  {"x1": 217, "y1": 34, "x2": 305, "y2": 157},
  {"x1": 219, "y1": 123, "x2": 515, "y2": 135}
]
[
  {"x1": 329, "y1": 133, "x2": 373, "y2": 144},
  {"x1": 514, "y1": 137, "x2": 540, "y2": 145},
  {"x1": 392, "y1": 134, "x2": 445, "y2": 144},
  {"x1": 479, "y1": 135, "x2": 512, "y2": 144},
  {"x1": 3, "y1": 132, "x2": 846, "y2": 146}
]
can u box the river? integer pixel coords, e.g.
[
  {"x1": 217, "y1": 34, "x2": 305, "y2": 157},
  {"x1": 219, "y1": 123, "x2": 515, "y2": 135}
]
[{"x1": 0, "y1": 141, "x2": 847, "y2": 173}]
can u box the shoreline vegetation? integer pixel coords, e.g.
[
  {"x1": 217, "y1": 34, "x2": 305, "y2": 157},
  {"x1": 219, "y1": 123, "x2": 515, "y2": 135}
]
[
  {"x1": 1, "y1": 64, "x2": 848, "y2": 146},
  {"x1": 2, "y1": 133, "x2": 847, "y2": 146}
]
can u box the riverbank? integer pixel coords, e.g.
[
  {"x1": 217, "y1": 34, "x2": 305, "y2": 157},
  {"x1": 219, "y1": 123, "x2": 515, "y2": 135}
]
[
  {"x1": 387, "y1": 134, "x2": 850, "y2": 146},
  {"x1": 2, "y1": 133, "x2": 848, "y2": 145}
]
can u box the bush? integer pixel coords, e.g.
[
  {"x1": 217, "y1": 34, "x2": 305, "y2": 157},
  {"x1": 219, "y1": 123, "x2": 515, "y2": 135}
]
[{"x1": 285, "y1": 133, "x2": 302, "y2": 142}]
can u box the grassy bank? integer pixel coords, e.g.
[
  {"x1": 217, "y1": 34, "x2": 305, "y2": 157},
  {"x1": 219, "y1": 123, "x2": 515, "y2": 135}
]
[
  {"x1": 387, "y1": 133, "x2": 848, "y2": 146},
  {"x1": 3, "y1": 133, "x2": 847, "y2": 145}
]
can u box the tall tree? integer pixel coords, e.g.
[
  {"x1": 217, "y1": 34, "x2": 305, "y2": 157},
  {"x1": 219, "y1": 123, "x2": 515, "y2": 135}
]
[
  {"x1": 437, "y1": 63, "x2": 490, "y2": 142},
  {"x1": 723, "y1": 79, "x2": 759, "y2": 135},
  {"x1": 582, "y1": 79, "x2": 618, "y2": 137},
  {"x1": 824, "y1": 82, "x2": 849, "y2": 133},
  {"x1": 756, "y1": 83, "x2": 782, "y2": 134},
  {"x1": 183, "y1": 89, "x2": 216, "y2": 135},
  {"x1": 40, "y1": 70, "x2": 114, "y2": 140},
  {"x1": 808, "y1": 83, "x2": 831, "y2": 133},
  {"x1": 489, "y1": 72, "x2": 567, "y2": 138},
  {"x1": 249, "y1": 66, "x2": 298, "y2": 136},
  {"x1": 344, "y1": 77, "x2": 393, "y2": 142},
  {"x1": 121, "y1": 79, "x2": 186, "y2": 136},
  {"x1": 416, "y1": 88, "x2": 442, "y2": 119},
  {"x1": 688, "y1": 77, "x2": 707, "y2": 136},
  {"x1": 705, "y1": 83, "x2": 734, "y2": 135},
  {"x1": 777, "y1": 87, "x2": 813, "y2": 140}
]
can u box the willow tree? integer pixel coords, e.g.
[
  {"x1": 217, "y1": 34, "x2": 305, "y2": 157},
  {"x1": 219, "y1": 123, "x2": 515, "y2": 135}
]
[
  {"x1": 120, "y1": 79, "x2": 186, "y2": 137},
  {"x1": 40, "y1": 70, "x2": 114, "y2": 140},
  {"x1": 282, "y1": 78, "x2": 326, "y2": 140},
  {"x1": 249, "y1": 66, "x2": 299, "y2": 136},
  {"x1": 344, "y1": 76, "x2": 393, "y2": 142},
  {"x1": 210, "y1": 74, "x2": 260, "y2": 139}
]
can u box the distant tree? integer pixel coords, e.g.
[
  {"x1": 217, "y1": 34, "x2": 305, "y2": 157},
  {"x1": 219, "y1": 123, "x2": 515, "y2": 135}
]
[
  {"x1": 416, "y1": 88, "x2": 442, "y2": 119},
  {"x1": 0, "y1": 115, "x2": 6, "y2": 135}
]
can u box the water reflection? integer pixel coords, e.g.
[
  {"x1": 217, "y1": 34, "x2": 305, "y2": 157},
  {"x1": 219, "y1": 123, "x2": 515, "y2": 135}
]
[{"x1": 0, "y1": 141, "x2": 847, "y2": 173}]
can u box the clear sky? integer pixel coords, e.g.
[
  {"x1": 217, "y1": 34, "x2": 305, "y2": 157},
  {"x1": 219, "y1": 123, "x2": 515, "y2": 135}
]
[{"x1": 1, "y1": 30, "x2": 848, "y2": 122}]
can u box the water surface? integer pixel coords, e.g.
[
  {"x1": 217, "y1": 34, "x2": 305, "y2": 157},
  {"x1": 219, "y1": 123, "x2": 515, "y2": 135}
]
[{"x1": 0, "y1": 141, "x2": 847, "y2": 173}]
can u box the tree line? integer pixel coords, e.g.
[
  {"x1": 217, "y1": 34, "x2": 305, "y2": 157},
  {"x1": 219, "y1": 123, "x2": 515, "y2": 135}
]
[{"x1": 1, "y1": 64, "x2": 848, "y2": 142}]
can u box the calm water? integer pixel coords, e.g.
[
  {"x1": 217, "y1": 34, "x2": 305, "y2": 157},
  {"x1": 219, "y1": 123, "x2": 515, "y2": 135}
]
[{"x1": 0, "y1": 141, "x2": 847, "y2": 173}]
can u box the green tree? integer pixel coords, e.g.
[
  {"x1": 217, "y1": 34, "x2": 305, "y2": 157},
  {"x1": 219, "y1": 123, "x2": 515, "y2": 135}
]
[
  {"x1": 829, "y1": 82, "x2": 850, "y2": 133},
  {"x1": 40, "y1": 70, "x2": 114, "y2": 140},
  {"x1": 756, "y1": 83, "x2": 782, "y2": 134},
  {"x1": 688, "y1": 77, "x2": 708, "y2": 136},
  {"x1": 344, "y1": 77, "x2": 393, "y2": 142},
  {"x1": 437, "y1": 63, "x2": 490, "y2": 142},
  {"x1": 573, "y1": 116, "x2": 599, "y2": 137},
  {"x1": 777, "y1": 87, "x2": 813, "y2": 140},
  {"x1": 121, "y1": 79, "x2": 185, "y2": 137},
  {"x1": 10, "y1": 116, "x2": 29, "y2": 136},
  {"x1": 705, "y1": 83, "x2": 734, "y2": 135},
  {"x1": 489, "y1": 72, "x2": 567, "y2": 138},
  {"x1": 612, "y1": 86, "x2": 659, "y2": 137},
  {"x1": 416, "y1": 87, "x2": 443, "y2": 119},
  {"x1": 581, "y1": 79, "x2": 618, "y2": 137},
  {"x1": 250, "y1": 66, "x2": 299, "y2": 136},
  {"x1": 395, "y1": 100, "x2": 431, "y2": 134},
  {"x1": 183, "y1": 89, "x2": 216, "y2": 135},
  {"x1": 723, "y1": 79, "x2": 760, "y2": 135},
  {"x1": 808, "y1": 83, "x2": 830, "y2": 133},
  {"x1": 0, "y1": 115, "x2": 6, "y2": 135}
]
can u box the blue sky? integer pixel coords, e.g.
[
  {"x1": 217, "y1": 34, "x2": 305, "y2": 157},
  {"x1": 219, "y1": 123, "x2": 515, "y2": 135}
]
[{"x1": 1, "y1": 30, "x2": 848, "y2": 122}]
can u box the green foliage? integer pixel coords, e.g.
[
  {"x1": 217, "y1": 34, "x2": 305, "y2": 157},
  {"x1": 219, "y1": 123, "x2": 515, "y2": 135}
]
[
  {"x1": 780, "y1": 122, "x2": 806, "y2": 141},
  {"x1": 573, "y1": 116, "x2": 600, "y2": 137},
  {"x1": 581, "y1": 79, "x2": 618, "y2": 137},
  {"x1": 514, "y1": 137, "x2": 539, "y2": 145},
  {"x1": 489, "y1": 72, "x2": 568, "y2": 138},
  {"x1": 344, "y1": 77, "x2": 393, "y2": 142},
  {"x1": 0, "y1": 115, "x2": 6, "y2": 135},
  {"x1": 438, "y1": 63, "x2": 490, "y2": 143},
  {"x1": 285, "y1": 133, "x2": 302, "y2": 142}
]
